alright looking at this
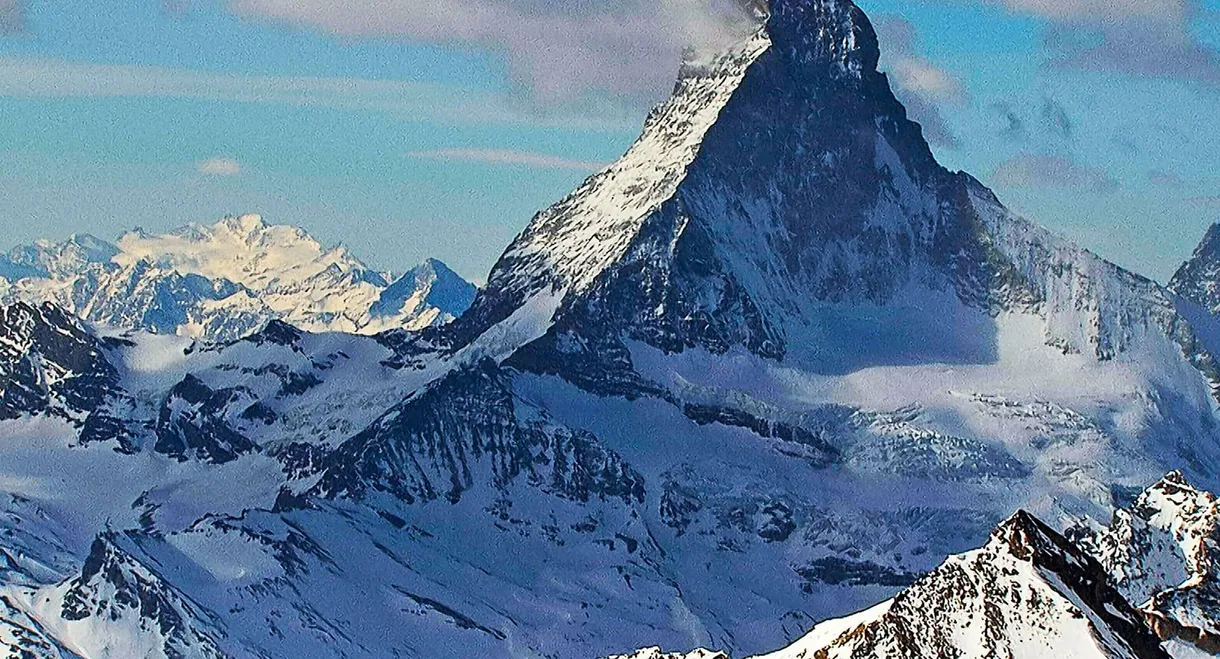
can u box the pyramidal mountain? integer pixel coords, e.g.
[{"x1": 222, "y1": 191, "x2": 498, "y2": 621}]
[
  {"x1": 451, "y1": 0, "x2": 1208, "y2": 380},
  {"x1": 2, "y1": 0, "x2": 1220, "y2": 658},
  {"x1": 0, "y1": 215, "x2": 476, "y2": 342}
]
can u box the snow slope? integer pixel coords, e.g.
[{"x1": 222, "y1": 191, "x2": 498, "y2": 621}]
[{"x1": 752, "y1": 511, "x2": 1169, "y2": 659}]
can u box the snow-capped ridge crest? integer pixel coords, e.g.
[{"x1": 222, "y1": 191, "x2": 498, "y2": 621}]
[
  {"x1": 1080, "y1": 470, "x2": 1220, "y2": 653},
  {"x1": 754, "y1": 508, "x2": 1170, "y2": 659},
  {"x1": 0, "y1": 216, "x2": 476, "y2": 341},
  {"x1": 990, "y1": 509, "x2": 1070, "y2": 561},
  {"x1": 56, "y1": 530, "x2": 228, "y2": 658}
]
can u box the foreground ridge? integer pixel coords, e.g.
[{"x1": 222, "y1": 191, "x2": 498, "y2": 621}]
[{"x1": 621, "y1": 510, "x2": 1170, "y2": 659}]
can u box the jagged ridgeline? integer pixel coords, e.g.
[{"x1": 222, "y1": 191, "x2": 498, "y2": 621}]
[
  {"x1": 0, "y1": 215, "x2": 477, "y2": 342},
  {"x1": 1, "y1": 0, "x2": 1220, "y2": 658}
]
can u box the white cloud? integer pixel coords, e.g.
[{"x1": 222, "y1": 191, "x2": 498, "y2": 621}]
[
  {"x1": 0, "y1": 57, "x2": 637, "y2": 131},
  {"x1": 874, "y1": 17, "x2": 967, "y2": 149},
  {"x1": 889, "y1": 58, "x2": 968, "y2": 104},
  {"x1": 227, "y1": 0, "x2": 763, "y2": 100},
  {"x1": 197, "y1": 157, "x2": 242, "y2": 176},
  {"x1": 991, "y1": 153, "x2": 1118, "y2": 193},
  {"x1": 0, "y1": 0, "x2": 20, "y2": 31},
  {"x1": 407, "y1": 149, "x2": 607, "y2": 171},
  {"x1": 988, "y1": 0, "x2": 1189, "y2": 22},
  {"x1": 1187, "y1": 195, "x2": 1220, "y2": 209},
  {"x1": 958, "y1": 0, "x2": 1220, "y2": 85}
]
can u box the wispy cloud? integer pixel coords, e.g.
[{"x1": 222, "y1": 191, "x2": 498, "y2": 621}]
[
  {"x1": 407, "y1": 149, "x2": 607, "y2": 171},
  {"x1": 1187, "y1": 195, "x2": 1220, "y2": 209},
  {"x1": 197, "y1": 157, "x2": 242, "y2": 176},
  {"x1": 874, "y1": 17, "x2": 967, "y2": 149},
  {"x1": 227, "y1": 0, "x2": 764, "y2": 101},
  {"x1": 990, "y1": 102, "x2": 1027, "y2": 141},
  {"x1": 992, "y1": 153, "x2": 1119, "y2": 193},
  {"x1": 1147, "y1": 169, "x2": 1184, "y2": 187},
  {"x1": 0, "y1": 0, "x2": 21, "y2": 32},
  {"x1": 986, "y1": 0, "x2": 1186, "y2": 21},
  {"x1": 0, "y1": 57, "x2": 636, "y2": 131},
  {"x1": 1041, "y1": 97, "x2": 1073, "y2": 139},
  {"x1": 957, "y1": 0, "x2": 1220, "y2": 86}
]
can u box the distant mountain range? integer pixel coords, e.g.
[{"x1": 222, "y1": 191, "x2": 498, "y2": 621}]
[{"x1": 0, "y1": 214, "x2": 476, "y2": 342}]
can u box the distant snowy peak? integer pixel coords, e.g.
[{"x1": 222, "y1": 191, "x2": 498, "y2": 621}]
[
  {"x1": 1170, "y1": 223, "x2": 1220, "y2": 314},
  {"x1": 0, "y1": 215, "x2": 476, "y2": 341},
  {"x1": 757, "y1": 511, "x2": 1169, "y2": 659},
  {"x1": 367, "y1": 258, "x2": 477, "y2": 331},
  {"x1": 0, "y1": 233, "x2": 117, "y2": 281},
  {"x1": 114, "y1": 213, "x2": 386, "y2": 295}
]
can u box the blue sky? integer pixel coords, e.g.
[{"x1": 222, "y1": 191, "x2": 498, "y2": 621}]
[{"x1": 0, "y1": 0, "x2": 1217, "y2": 283}]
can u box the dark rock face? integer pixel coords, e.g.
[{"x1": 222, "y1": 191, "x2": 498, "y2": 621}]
[
  {"x1": 795, "y1": 556, "x2": 920, "y2": 589},
  {"x1": 311, "y1": 361, "x2": 646, "y2": 507},
  {"x1": 243, "y1": 319, "x2": 304, "y2": 351},
  {"x1": 1171, "y1": 223, "x2": 1220, "y2": 314},
  {"x1": 61, "y1": 532, "x2": 227, "y2": 658},
  {"x1": 681, "y1": 402, "x2": 845, "y2": 467},
  {"x1": 154, "y1": 374, "x2": 258, "y2": 464},
  {"x1": 0, "y1": 302, "x2": 128, "y2": 442}
]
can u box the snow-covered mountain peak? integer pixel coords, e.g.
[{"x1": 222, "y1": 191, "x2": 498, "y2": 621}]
[
  {"x1": 216, "y1": 212, "x2": 267, "y2": 237},
  {"x1": 460, "y1": 28, "x2": 771, "y2": 342},
  {"x1": 1082, "y1": 472, "x2": 1220, "y2": 651},
  {"x1": 988, "y1": 509, "x2": 1072, "y2": 560},
  {"x1": 113, "y1": 214, "x2": 378, "y2": 293},
  {"x1": 754, "y1": 509, "x2": 1170, "y2": 659},
  {"x1": 0, "y1": 218, "x2": 476, "y2": 341},
  {"x1": 454, "y1": 0, "x2": 926, "y2": 356},
  {"x1": 0, "y1": 233, "x2": 118, "y2": 281},
  {"x1": 453, "y1": 0, "x2": 1214, "y2": 383}
]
